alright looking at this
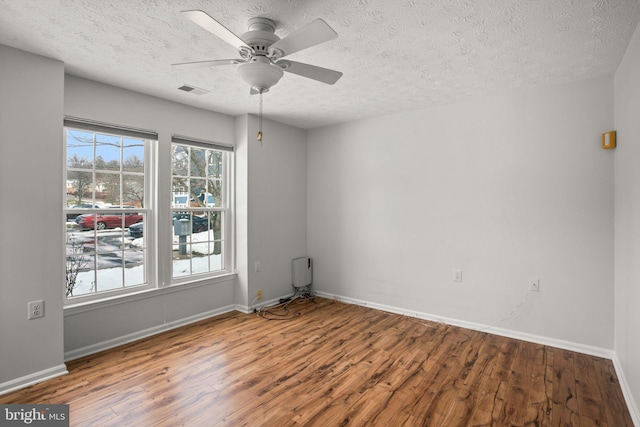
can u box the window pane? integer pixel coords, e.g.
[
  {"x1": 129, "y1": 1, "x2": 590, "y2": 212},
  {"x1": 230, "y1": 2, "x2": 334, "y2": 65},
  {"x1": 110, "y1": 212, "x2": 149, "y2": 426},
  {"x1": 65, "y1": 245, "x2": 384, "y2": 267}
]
[
  {"x1": 190, "y1": 147, "x2": 206, "y2": 177},
  {"x1": 95, "y1": 134, "x2": 121, "y2": 171},
  {"x1": 65, "y1": 230, "x2": 94, "y2": 297},
  {"x1": 210, "y1": 242, "x2": 224, "y2": 271},
  {"x1": 124, "y1": 248, "x2": 145, "y2": 286},
  {"x1": 171, "y1": 211, "x2": 224, "y2": 278},
  {"x1": 124, "y1": 264, "x2": 144, "y2": 286},
  {"x1": 129, "y1": 219, "x2": 145, "y2": 244},
  {"x1": 191, "y1": 245, "x2": 210, "y2": 275},
  {"x1": 207, "y1": 178, "x2": 222, "y2": 207},
  {"x1": 66, "y1": 129, "x2": 94, "y2": 169},
  {"x1": 66, "y1": 170, "x2": 93, "y2": 205},
  {"x1": 172, "y1": 144, "x2": 189, "y2": 176},
  {"x1": 96, "y1": 172, "x2": 121, "y2": 206},
  {"x1": 173, "y1": 262, "x2": 190, "y2": 278},
  {"x1": 96, "y1": 252, "x2": 124, "y2": 292},
  {"x1": 123, "y1": 138, "x2": 144, "y2": 173},
  {"x1": 211, "y1": 211, "x2": 222, "y2": 245},
  {"x1": 207, "y1": 150, "x2": 223, "y2": 177},
  {"x1": 123, "y1": 174, "x2": 144, "y2": 208},
  {"x1": 172, "y1": 178, "x2": 189, "y2": 208},
  {"x1": 172, "y1": 212, "x2": 192, "y2": 277},
  {"x1": 189, "y1": 179, "x2": 206, "y2": 207}
]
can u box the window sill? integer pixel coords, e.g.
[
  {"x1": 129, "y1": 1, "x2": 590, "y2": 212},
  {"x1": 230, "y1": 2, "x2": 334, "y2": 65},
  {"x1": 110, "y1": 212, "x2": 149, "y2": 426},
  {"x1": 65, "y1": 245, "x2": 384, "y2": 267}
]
[{"x1": 64, "y1": 272, "x2": 237, "y2": 316}]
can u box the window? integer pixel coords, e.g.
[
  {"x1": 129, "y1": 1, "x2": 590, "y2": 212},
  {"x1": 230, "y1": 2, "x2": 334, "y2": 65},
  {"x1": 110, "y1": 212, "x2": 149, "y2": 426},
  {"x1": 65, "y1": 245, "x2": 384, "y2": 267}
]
[
  {"x1": 171, "y1": 136, "x2": 233, "y2": 280},
  {"x1": 63, "y1": 119, "x2": 234, "y2": 304},
  {"x1": 64, "y1": 118, "x2": 156, "y2": 301}
]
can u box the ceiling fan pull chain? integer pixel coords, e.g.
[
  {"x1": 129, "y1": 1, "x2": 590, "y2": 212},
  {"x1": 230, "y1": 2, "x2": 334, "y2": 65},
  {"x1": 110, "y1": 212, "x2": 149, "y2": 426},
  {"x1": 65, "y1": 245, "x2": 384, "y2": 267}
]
[{"x1": 257, "y1": 91, "x2": 263, "y2": 144}]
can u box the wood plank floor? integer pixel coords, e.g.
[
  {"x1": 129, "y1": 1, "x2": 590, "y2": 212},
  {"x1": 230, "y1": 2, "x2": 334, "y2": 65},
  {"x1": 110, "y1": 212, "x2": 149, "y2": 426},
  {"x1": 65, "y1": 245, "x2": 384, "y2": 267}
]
[{"x1": 1, "y1": 297, "x2": 633, "y2": 426}]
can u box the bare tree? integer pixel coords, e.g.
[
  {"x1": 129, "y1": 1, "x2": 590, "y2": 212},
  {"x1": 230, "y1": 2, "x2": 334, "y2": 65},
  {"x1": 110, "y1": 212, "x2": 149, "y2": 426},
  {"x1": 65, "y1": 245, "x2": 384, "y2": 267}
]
[
  {"x1": 123, "y1": 155, "x2": 144, "y2": 206},
  {"x1": 67, "y1": 154, "x2": 93, "y2": 203},
  {"x1": 66, "y1": 236, "x2": 89, "y2": 297}
]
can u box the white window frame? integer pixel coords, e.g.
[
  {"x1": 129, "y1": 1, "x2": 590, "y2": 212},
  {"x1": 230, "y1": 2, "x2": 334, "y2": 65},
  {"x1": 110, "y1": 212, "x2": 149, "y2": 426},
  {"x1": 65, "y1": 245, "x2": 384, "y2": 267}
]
[
  {"x1": 170, "y1": 135, "x2": 234, "y2": 283},
  {"x1": 63, "y1": 121, "x2": 236, "y2": 307},
  {"x1": 63, "y1": 118, "x2": 157, "y2": 305}
]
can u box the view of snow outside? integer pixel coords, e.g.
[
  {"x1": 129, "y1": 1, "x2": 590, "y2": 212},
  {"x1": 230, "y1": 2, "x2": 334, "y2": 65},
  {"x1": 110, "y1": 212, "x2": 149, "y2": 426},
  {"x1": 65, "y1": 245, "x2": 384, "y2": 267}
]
[{"x1": 67, "y1": 225, "x2": 222, "y2": 296}]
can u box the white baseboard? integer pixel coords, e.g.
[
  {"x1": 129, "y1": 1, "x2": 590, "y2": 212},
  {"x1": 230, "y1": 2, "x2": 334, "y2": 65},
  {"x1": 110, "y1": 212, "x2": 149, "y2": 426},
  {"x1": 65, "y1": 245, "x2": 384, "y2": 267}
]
[
  {"x1": 612, "y1": 354, "x2": 640, "y2": 426},
  {"x1": 0, "y1": 364, "x2": 68, "y2": 397},
  {"x1": 315, "y1": 291, "x2": 614, "y2": 358},
  {"x1": 67, "y1": 295, "x2": 293, "y2": 361},
  {"x1": 64, "y1": 304, "x2": 237, "y2": 361},
  {"x1": 234, "y1": 294, "x2": 295, "y2": 314}
]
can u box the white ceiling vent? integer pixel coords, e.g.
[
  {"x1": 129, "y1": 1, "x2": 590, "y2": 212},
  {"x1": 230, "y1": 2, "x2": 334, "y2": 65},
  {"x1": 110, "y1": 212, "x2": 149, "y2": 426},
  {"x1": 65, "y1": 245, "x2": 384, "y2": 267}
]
[{"x1": 177, "y1": 84, "x2": 209, "y2": 95}]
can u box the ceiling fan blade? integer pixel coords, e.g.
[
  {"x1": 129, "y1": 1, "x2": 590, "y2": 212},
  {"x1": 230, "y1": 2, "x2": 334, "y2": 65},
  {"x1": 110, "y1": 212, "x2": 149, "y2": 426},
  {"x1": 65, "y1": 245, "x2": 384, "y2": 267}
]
[
  {"x1": 278, "y1": 60, "x2": 343, "y2": 85},
  {"x1": 268, "y1": 19, "x2": 338, "y2": 58},
  {"x1": 182, "y1": 10, "x2": 252, "y2": 52},
  {"x1": 172, "y1": 59, "x2": 245, "y2": 68}
]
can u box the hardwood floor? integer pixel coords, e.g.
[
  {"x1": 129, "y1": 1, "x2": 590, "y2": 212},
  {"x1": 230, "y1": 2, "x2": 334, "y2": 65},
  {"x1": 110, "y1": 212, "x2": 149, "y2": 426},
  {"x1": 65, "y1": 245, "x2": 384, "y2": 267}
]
[{"x1": 1, "y1": 297, "x2": 633, "y2": 426}]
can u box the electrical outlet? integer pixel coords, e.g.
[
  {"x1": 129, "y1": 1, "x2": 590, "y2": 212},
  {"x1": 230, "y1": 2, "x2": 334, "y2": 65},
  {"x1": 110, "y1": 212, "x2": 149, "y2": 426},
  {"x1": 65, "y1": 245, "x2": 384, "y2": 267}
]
[
  {"x1": 453, "y1": 269, "x2": 463, "y2": 282},
  {"x1": 28, "y1": 300, "x2": 44, "y2": 319},
  {"x1": 257, "y1": 289, "x2": 263, "y2": 300},
  {"x1": 529, "y1": 278, "x2": 540, "y2": 292}
]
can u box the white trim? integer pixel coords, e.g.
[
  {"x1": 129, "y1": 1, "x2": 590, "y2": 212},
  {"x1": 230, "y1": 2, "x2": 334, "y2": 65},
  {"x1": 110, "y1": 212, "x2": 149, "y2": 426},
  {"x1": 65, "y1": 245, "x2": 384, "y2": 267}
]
[
  {"x1": 0, "y1": 365, "x2": 68, "y2": 397},
  {"x1": 64, "y1": 304, "x2": 236, "y2": 361},
  {"x1": 234, "y1": 294, "x2": 294, "y2": 314},
  {"x1": 314, "y1": 291, "x2": 614, "y2": 359},
  {"x1": 612, "y1": 354, "x2": 640, "y2": 426}
]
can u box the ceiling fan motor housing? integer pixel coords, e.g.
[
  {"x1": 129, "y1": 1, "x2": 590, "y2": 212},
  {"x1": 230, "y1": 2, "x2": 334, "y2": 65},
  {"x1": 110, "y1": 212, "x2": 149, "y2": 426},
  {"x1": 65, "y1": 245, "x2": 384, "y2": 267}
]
[
  {"x1": 242, "y1": 17, "x2": 279, "y2": 55},
  {"x1": 238, "y1": 17, "x2": 284, "y2": 92}
]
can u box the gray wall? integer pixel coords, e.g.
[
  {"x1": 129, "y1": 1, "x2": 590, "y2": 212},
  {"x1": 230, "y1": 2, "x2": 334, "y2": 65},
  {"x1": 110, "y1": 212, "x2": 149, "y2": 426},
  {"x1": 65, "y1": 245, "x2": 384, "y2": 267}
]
[
  {"x1": 614, "y1": 18, "x2": 640, "y2": 420},
  {"x1": 307, "y1": 77, "x2": 615, "y2": 350},
  {"x1": 235, "y1": 115, "x2": 308, "y2": 309},
  {"x1": 0, "y1": 45, "x2": 66, "y2": 388}
]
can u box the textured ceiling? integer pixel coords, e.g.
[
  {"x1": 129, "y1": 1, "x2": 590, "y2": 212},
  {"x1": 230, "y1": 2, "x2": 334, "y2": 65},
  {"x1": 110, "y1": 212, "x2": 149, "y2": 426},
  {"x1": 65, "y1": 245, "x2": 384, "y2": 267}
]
[{"x1": 0, "y1": 0, "x2": 639, "y2": 129}]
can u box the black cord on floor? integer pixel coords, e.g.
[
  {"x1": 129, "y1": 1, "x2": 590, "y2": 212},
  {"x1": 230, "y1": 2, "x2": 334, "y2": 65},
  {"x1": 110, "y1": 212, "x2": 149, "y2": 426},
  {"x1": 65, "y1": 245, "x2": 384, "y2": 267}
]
[{"x1": 256, "y1": 287, "x2": 316, "y2": 320}]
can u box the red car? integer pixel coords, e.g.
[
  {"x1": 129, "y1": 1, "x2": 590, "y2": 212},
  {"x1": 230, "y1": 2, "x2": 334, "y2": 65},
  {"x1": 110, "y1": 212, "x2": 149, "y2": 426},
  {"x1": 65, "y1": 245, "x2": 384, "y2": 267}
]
[{"x1": 76, "y1": 212, "x2": 143, "y2": 230}]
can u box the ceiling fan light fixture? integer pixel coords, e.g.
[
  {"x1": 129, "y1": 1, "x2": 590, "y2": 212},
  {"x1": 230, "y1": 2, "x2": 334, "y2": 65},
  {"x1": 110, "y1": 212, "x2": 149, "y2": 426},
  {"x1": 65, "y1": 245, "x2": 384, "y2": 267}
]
[{"x1": 238, "y1": 58, "x2": 284, "y2": 93}]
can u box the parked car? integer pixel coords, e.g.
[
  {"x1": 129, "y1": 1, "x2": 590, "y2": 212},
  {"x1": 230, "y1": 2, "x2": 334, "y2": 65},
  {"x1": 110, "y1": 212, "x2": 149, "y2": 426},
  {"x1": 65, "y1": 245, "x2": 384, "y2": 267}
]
[
  {"x1": 129, "y1": 213, "x2": 210, "y2": 238},
  {"x1": 129, "y1": 222, "x2": 144, "y2": 238},
  {"x1": 66, "y1": 204, "x2": 101, "y2": 220},
  {"x1": 76, "y1": 212, "x2": 143, "y2": 230}
]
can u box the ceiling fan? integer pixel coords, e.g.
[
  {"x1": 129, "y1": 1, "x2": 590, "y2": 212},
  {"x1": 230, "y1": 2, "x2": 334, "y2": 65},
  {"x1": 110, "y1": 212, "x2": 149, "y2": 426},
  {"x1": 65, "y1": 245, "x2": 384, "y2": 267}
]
[{"x1": 174, "y1": 10, "x2": 343, "y2": 95}]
